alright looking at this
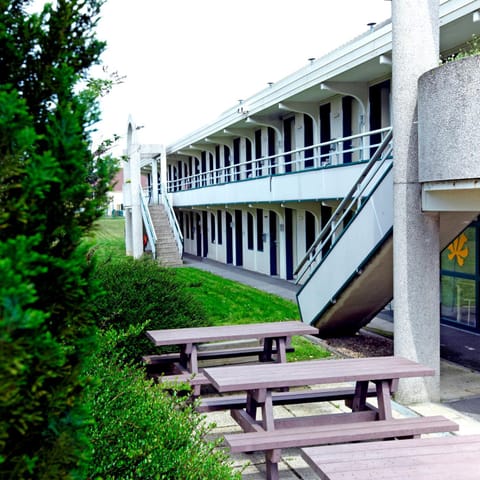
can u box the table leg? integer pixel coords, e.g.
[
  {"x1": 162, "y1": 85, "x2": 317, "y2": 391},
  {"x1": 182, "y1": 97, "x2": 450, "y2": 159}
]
[
  {"x1": 261, "y1": 391, "x2": 275, "y2": 431},
  {"x1": 179, "y1": 345, "x2": 189, "y2": 369},
  {"x1": 188, "y1": 344, "x2": 198, "y2": 373},
  {"x1": 260, "y1": 391, "x2": 279, "y2": 480},
  {"x1": 179, "y1": 343, "x2": 199, "y2": 373},
  {"x1": 179, "y1": 343, "x2": 200, "y2": 396},
  {"x1": 274, "y1": 337, "x2": 287, "y2": 363},
  {"x1": 375, "y1": 380, "x2": 393, "y2": 420},
  {"x1": 266, "y1": 450, "x2": 280, "y2": 480},
  {"x1": 261, "y1": 338, "x2": 273, "y2": 362},
  {"x1": 351, "y1": 380, "x2": 369, "y2": 411},
  {"x1": 246, "y1": 395, "x2": 259, "y2": 421}
]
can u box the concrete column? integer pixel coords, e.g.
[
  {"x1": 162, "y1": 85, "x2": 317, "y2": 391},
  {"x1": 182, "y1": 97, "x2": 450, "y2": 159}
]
[
  {"x1": 392, "y1": 0, "x2": 440, "y2": 403},
  {"x1": 159, "y1": 145, "x2": 167, "y2": 194},
  {"x1": 124, "y1": 121, "x2": 134, "y2": 256},
  {"x1": 124, "y1": 208, "x2": 133, "y2": 255},
  {"x1": 130, "y1": 145, "x2": 143, "y2": 259},
  {"x1": 151, "y1": 158, "x2": 159, "y2": 204}
]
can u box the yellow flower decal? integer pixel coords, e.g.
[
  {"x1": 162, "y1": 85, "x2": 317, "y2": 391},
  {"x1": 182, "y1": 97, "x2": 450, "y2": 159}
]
[{"x1": 447, "y1": 232, "x2": 469, "y2": 267}]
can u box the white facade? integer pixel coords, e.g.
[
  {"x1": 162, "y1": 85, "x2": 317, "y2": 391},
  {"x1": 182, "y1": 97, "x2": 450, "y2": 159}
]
[{"x1": 125, "y1": 0, "x2": 480, "y2": 402}]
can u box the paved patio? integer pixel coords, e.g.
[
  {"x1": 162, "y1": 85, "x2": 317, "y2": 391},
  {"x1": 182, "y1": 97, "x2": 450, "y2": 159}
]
[
  {"x1": 203, "y1": 366, "x2": 480, "y2": 479},
  {"x1": 183, "y1": 254, "x2": 480, "y2": 477}
]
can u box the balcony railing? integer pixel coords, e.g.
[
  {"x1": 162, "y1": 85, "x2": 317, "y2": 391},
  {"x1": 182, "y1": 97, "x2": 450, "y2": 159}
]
[
  {"x1": 139, "y1": 187, "x2": 157, "y2": 259},
  {"x1": 166, "y1": 127, "x2": 391, "y2": 193},
  {"x1": 294, "y1": 129, "x2": 393, "y2": 285}
]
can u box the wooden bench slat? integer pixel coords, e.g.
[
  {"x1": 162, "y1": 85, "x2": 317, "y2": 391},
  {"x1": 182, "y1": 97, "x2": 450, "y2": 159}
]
[
  {"x1": 203, "y1": 356, "x2": 435, "y2": 393},
  {"x1": 146, "y1": 321, "x2": 318, "y2": 346},
  {"x1": 319, "y1": 450, "x2": 479, "y2": 474},
  {"x1": 302, "y1": 437, "x2": 480, "y2": 480},
  {"x1": 301, "y1": 434, "x2": 480, "y2": 463},
  {"x1": 151, "y1": 372, "x2": 209, "y2": 386},
  {"x1": 143, "y1": 353, "x2": 180, "y2": 364},
  {"x1": 196, "y1": 385, "x2": 378, "y2": 412},
  {"x1": 142, "y1": 345, "x2": 295, "y2": 365},
  {"x1": 319, "y1": 461, "x2": 480, "y2": 480},
  {"x1": 224, "y1": 416, "x2": 459, "y2": 453},
  {"x1": 273, "y1": 410, "x2": 378, "y2": 430}
]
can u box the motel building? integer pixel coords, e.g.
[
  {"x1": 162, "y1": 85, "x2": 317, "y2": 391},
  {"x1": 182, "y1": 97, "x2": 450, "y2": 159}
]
[{"x1": 124, "y1": 0, "x2": 480, "y2": 403}]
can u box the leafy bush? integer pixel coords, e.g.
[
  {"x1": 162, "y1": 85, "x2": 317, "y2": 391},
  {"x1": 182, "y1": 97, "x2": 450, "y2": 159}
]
[
  {"x1": 442, "y1": 34, "x2": 480, "y2": 63},
  {"x1": 0, "y1": 1, "x2": 117, "y2": 477},
  {"x1": 85, "y1": 328, "x2": 240, "y2": 480},
  {"x1": 92, "y1": 257, "x2": 208, "y2": 360}
]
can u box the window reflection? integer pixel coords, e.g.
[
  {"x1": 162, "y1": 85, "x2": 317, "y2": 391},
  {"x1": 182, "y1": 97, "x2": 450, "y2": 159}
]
[
  {"x1": 441, "y1": 276, "x2": 476, "y2": 328},
  {"x1": 441, "y1": 226, "x2": 477, "y2": 329}
]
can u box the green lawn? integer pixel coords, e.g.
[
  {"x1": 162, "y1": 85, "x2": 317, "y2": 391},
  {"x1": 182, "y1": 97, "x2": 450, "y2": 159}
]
[
  {"x1": 173, "y1": 267, "x2": 330, "y2": 361},
  {"x1": 173, "y1": 267, "x2": 300, "y2": 325},
  {"x1": 87, "y1": 216, "x2": 330, "y2": 361},
  {"x1": 87, "y1": 216, "x2": 127, "y2": 261}
]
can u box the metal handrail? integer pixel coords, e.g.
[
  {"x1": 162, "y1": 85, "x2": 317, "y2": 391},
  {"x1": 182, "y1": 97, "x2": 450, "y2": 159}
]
[
  {"x1": 166, "y1": 127, "x2": 391, "y2": 192},
  {"x1": 161, "y1": 192, "x2": 184, "y2": 258},
  {"x1": 139, "y1": 187, "x2": 157, "y2": 259},
  {"x1": 294, "y1": 129, "x2": 393, "y2": 285}
]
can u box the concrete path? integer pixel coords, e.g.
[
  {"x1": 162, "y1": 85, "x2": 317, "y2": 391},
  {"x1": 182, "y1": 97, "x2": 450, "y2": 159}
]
[{"x1": 181, "y1": 254, "x2": 480, "y2": 478}]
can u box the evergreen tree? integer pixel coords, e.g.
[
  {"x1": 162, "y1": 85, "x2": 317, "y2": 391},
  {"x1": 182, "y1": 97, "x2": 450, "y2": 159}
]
[{"x1": 0, "y1": 1, "x2": 117, "y2": 478}]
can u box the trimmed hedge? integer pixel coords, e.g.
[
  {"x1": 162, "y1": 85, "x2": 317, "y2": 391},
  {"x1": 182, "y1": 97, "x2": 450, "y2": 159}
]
[
  {"x1": 85, "y1": 328, "x2": 240, "y2": 480},
  {"x1": 92, "y1": 257, "x2": 208, "y2": 360}
]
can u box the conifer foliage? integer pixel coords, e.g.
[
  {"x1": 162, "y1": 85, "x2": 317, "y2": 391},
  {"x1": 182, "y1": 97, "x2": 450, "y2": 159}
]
[{"x1": 0, "y1": 1, "x2": 117, "y2": 478}]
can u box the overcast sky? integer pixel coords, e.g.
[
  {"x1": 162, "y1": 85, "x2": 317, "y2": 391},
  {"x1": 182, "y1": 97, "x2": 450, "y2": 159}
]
[{"x1": 93, "y1": 0, "x2": 392, "y2": 150}]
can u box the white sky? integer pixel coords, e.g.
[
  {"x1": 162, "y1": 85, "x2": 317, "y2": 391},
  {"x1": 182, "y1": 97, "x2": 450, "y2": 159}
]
[{"x1": 93, "y1": 0, "x2": 392, "y2": 150}]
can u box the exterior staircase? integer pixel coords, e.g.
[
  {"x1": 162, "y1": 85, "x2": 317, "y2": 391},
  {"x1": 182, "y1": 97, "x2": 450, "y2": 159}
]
[{"x1": 148, "y1": 204, "x2": 183, "y2": 267}]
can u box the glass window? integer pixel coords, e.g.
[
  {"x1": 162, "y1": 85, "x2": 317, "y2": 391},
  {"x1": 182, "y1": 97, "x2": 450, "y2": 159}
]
[
  {"x1": 440, "y1": 224, "x2": 478, "y2": 330},
  {"x1": 210, "y1": 213, "x2": 216, "y2": 243},
  {"x1": 247, "y1": 213, "x2": 254, "y2": 250},
  {"x1": 217, "y1": 210, "x2": 223, "y2": 245},
  {"x1": 441, "y1": 276, "x2": 477, "y2": 328},
  {"x1": 441, "y1": 227, "x2": 475, "y2": 275},
  {"x1": 257, "y1": 208, "x2": 264, "y2": 252}
]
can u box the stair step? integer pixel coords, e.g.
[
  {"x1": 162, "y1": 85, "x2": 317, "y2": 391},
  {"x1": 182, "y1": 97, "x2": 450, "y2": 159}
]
[{"x1": 148, "y1": 203, "x2": 182, "y2": 267}]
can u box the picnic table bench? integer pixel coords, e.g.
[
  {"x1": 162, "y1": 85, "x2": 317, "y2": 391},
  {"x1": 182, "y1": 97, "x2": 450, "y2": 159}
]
[
  {"x1": 203, "y1": 356, "x2": 459, "y2": 480},
  {"x1": 145, "y1": 321, "x2": 318, "y2": 395},
  {"x1": 301, "y1": 434, "x2": 480, "y2": 479},
  {"x1": 196, "y1": 384, "x2": 379, "y2": 413}
]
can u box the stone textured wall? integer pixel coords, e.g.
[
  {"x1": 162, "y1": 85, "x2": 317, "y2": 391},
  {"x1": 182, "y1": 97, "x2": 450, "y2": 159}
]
[{"x1": 418, "y1": 55, "x2": 480, "y2": 182}]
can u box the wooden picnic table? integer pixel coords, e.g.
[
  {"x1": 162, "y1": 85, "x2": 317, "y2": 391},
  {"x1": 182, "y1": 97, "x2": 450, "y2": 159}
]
[
  {"x1": 204, "y1": 356, "x2": 434, "y2": 423},
  {"x1": 145, "y1": 321, "x2": 318, "y2": 395},
  {"x1": 203, "y1": 356, "x2": 458, "y2": 480},
  {"x1": 301, "y1": 434, "x2": 480, "y2": 479}
]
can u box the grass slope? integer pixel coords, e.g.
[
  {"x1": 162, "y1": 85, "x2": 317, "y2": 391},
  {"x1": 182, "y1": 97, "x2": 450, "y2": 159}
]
[
  {"x1": 173, "y1": 267, "x2": 300, "y2": 325},
  {"x1": 88, "y1": 216, "x2": 330, "y2": 360}
]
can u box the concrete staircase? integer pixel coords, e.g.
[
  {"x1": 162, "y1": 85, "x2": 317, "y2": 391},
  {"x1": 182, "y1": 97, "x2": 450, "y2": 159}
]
[{"x1": 148, "y1": 204, "x2": 183, "y2": 267}]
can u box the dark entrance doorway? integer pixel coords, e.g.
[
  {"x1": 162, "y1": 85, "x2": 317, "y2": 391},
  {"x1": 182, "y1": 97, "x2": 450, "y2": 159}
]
[
  {"x1": 195, "y1": 213, "x2": 201, "y2": 257},
  {"x1": 235, "y1": 210, "x2": 243, "y2": 266},
  {"x1": 226, "y1": 211, "x2": 233, "y2": 264},
  {"x1": 202, "y1": 211, "x2": 208, "y2": 257},
  {"x1": 285, "y1": 208, "x2": 294, "y2": 280},
  {"x1": 269, "y1": 211, "x2": 278, "y2": 276},
  {"x1": 305, "y1": 211, "x2": 316, "y2": 251},
  {"x1": 320, "y1": 103, "x2": 331, "y2": 164}
]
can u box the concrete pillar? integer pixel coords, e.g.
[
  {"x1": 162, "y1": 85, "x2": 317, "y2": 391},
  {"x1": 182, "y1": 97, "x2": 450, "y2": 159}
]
[
  {"x1": 160, "y1": 144, "x2": 167, "y2": 195},
  {"x1": 124, "y1": 208, "x2": 133, "y2": 255},
  {"x1": 124, "y1": 122, "x2": 134, "y2": 256},
  {"x1": 151, "y1": 158, "x2": 159, "y2": 204},
  {"x1": 392, "y1": 0, "x2": 440, "y2": 403},
  {"x1": 130, "y1": 145, "x2": 143, "y2": 259}
]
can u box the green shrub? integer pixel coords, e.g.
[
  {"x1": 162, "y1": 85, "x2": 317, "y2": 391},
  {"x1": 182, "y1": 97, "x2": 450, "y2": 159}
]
[
  {"x1": 85, "y1": 328, "x2": 240, "y2": 480},
  {"x1": 442, "y1": 34, "x2": 480, "y2": 63},
  {"x1": 92, "y1": 258, "x2": 208, "y2": 360},
  {"x1": 0, "y1": 1, "x2": 117, "y2": 477}
]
